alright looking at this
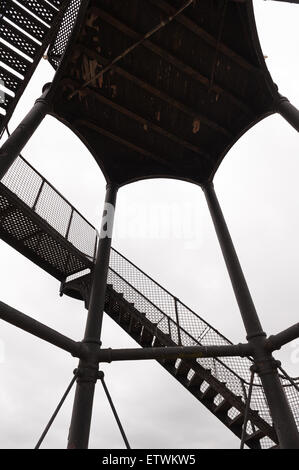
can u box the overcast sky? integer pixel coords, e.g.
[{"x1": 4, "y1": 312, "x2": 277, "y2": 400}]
[{"x1": 0, "y1": 1, "x2": 299, "y2": 449}]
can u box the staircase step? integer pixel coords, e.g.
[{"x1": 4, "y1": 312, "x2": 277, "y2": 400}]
[
  {"x1": 175, "y1": 360, "x2": 191, "y2": 380},
  {"x1": 64, "y1": 262, "x2": 278, "y2": 449},
  {"x1": 0, "y1": 2, "x2": 67, "y2": 134},
  {"x1": 153, "y1": 337, "x2": 163, "y2": 347},
  {"x1": 229, "y1": 413, "x2": 244, "y2": 432},
  {"x1": 213, "y1": 399, "x2": 232, "y2": 417},
  {"x1": 161, "y1": 352, "x2": 177, "y2": 369},
  {"x1": 244, "y1": 429, "x2": 265, "y2": 448},
  {"x1": 201, "y1": 386, "x2": 217, "y2": 404},
  {"x1": 129, "y1": 316, "x2": 142, "y2": 335},
  {"x1": 187, "y1": 373, "x2": 204, "y2": 391},
  {"x1": 118, "y1": 308, "x2": 131, "y2": 325},
  {"x1": 140, "y1": 327, "x2": 154, "y2": 346}
]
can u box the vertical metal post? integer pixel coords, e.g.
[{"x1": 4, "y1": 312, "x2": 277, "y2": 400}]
[
  {"x1": 203, "y1": 182, "x2": 299, "y2": 449},
  {"x1": 93, "y1": 232, "x2": 98, "y2": 263},
  {"x1": 240, "y1": 370, "x2": 255, "y2": 449},
  {"x1": 167, "y1": 316, "x2": 172, "y2": 339},
  {"x1": 32, "y1": 180, "x2": 45, "y2": 212},
  {"x1": 174, "y1": 297, "x2": 182, "y2": 346},
  {"x1": 0, "y1": 85, "x2": 50, "y2": 179},
  {"x1": 277, "y1": 96, "x2": 299, "y2": 132},
  {"x1": 65, "y1": 208, "x2": 74, "y2": 240},
  {"x1": 67, "y1": 183, "x2": 118, "y2": 449}
]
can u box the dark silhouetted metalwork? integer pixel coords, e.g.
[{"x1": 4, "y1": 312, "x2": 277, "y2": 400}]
[
  {"x1": 35, "y1": 371, "x2": 78, "y2": 449},
  {"x1": 240, "y1": 370, "x2": 255, "y2": 449},
  {"x1": 0, "y1": 0, "x2": 299, "y2": 451},
  {"x1": 67, "y1": 184, "x2": 118, "y2": 449},
  {"x1": 203, "y1": 182, "x2": 299, "y2": 448},
  {"x1": 99, "y1": 372, "x2": 131, "y2": 450}
]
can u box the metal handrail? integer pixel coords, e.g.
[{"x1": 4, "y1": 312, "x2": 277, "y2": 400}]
[
  {"x1": 1, "y1": 152, "x2": 98, "y2": 261},
  {"x1": 17, "y1": 155, "x2": 97, "y2": 233},
  {"x1": 108, "y1": 266, "x2": 254, "y2": 388},
  {"x1": 1, "y1": 150, "x2": 298, "y2": 438},
  {"x1": 111, "y1": 247, "x2": 232, "y2": 345}
]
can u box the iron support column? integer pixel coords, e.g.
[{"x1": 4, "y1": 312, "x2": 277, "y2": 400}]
[
  {"x1": 277, "y1": 96, "x2": 299, "y2": 132},
  {"x1": 203, "y1": 182, "x2": 299, "y2": 448},
  {"x1": 0, "y1": 85, "x2": 50, "y2": 179},
  {"x1": 67, "y1": 183, "x2": 118, "y2": 449}
]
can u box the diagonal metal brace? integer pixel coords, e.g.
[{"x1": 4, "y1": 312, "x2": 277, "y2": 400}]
[
  {"x1": 0, "y1": 300, "x2": 84, "y2": 358},
  {"x1": 0, "y1": 301, "x2": 252, "y2": 364}
]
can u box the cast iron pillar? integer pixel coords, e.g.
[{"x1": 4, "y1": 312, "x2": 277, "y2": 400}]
[
  {"x1": 0, "y1": 84, "x2": 51, "y2": 179},
  {"x1": 203, "y1": 181, "x2": 299, "y2": 449},
  {"x1": 67, "y1": 183, "x2": 118, "y2": 449},
  {"x1": 277, "y1": 96, "x2": 299, "y2": 133}
]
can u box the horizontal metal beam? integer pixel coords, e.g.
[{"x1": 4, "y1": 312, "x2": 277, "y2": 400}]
[
  {"x1": 76, "y1": 46, "x2": 219, "y2": 156},
  {"x1": 0, "y1": 300, "x2": 83, "y2": 357},
  {"x1": 65, "y1": 75, "x2": 209, "y2": 161},
  {"x1": 268, "y1": 323, "x2": 299, "y2": 351},
  {"x1": 76, "y1": 119, "x2": 175, "y2": 169},
  {"x1": 92, "y1": 7, "x2": 234, "y2": 138},
  {"x1": 97, "y1": 343, "x2": 252, "y2": 363},
  {"x1": 148, "y1": 0, "x2": 258, "y2": 73},
  {"x1": 93, "y1": 5, "x2": 252, "y2": 115}
]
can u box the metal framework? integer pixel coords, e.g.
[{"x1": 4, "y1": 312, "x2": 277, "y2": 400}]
[{"x1": 0, "y1": 0, "x2": 299, "y2": 449}]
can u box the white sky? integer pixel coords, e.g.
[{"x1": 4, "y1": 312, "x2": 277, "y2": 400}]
[{"x1": 0, "y1": 0, "x2": 299, "y2": 449}]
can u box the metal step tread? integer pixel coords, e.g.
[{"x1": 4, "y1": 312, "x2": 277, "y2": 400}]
[
  {"x1": 102, "y1": 289, "x2": 278, "y2": 448},
  {"x1": 0, "y1": 0, "x2": 67, "y2": 133}
]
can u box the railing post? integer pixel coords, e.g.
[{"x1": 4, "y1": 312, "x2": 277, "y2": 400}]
[
  {"x1": 67, "y1": 183, "x2": 118, "y2": 449},
  {"x1": 0, "y1": 84, "x2": 51, "y2": 179},
  {"x1": 93, "y1": 232, "x2": 98, "y2": 263},
  {"x1": 65, "y1": 208, "x2": 74, "y2": 240},
  {"x1": 174, "y1": 297, "x2": 182, "y2": 346},
  {"x1": 167, "y1": 316, "x2": 171, "y2": 339},
  {"x1": 32, "y1": 180, "x2": 45, "y2": 212},
  {"x1": 202, "y1": 181, "x2": 299, "y2": 449}
]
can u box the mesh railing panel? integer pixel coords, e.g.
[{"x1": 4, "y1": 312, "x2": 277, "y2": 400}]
[
  {"x1": 68, "y1": 210, "x2": 97, "y2": 261},
  {"x1": 48, "y1": 0, "x2": 81, "y2": 68},
  {"x1": 108, "y1": 247, "x2": 299, "y2": 448},
  {"x1": 1, "y1": 156, "x2": 98, "y2": 261},
  {"x1": 2, "y1": 157, "x2": 43, "y2": 208},
  {"x1": 35, "y1": 182, "x2": 72, "y2": 237},
  {"x1": 1, "y1": 155, "x2": 299, "y2": 448},
  {"x1": 282, "y1": 378, "x2": 299, "y2": 429}
]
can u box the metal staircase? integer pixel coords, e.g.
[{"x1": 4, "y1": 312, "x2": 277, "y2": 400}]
[
  {"x1": 0, "y1": 0, "x2": 68, "y2": 136},
  {"x1": 0, "y1": 155, "x2": 97, "y2": 279},
  {"x1": 1, "y1": 153, "x2": 299, "y2": 449},
  {"x1": 62, "y1": 253, "x2": 296, "y2": 450}
]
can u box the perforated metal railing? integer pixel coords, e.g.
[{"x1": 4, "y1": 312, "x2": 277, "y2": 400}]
[
  {"x1": 1, "y1": 155, "x2": 98, "y2": 262},
  {"x1": 1, "y1": 154, "x2": 299, "y2": 448},
  {"x1": 48, "y1": 0, "x2": 81, "y2": 68},
  {"x1": 0, "y1": 0, "x2": 67, "y2": 134},
  {"x1": 107, "y1": 249, "x2": 299, "y2": 448}
]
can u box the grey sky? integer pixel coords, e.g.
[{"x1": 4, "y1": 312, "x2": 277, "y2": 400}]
[{"x1": 0, "y1": 1, "x2": 299, "y2": 449}]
